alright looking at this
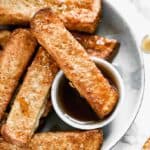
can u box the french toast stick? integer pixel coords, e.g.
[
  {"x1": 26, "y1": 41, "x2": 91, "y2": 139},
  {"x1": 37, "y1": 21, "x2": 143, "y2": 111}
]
[
  {"x1": 0, "y1": 29, "x2": 37, "y2": 121},
  {"x1": 72, "y1": 32, "x2": 119, "y2": 60},
  {"x1": 0, "y1": 29, "x2": 51, "y2": 118},
  {"x1": 0, "y1": 130, "x2": 103, "y2": 150},
  {"x1": 31, "y1": 9, "x2": 119, "y2": 119},
  {"x1": 36, "y1": 32, "x2": 119, "y2": 117},
  {"x1": 29, "y1": 130, "x2": 103, "y2": 150},
  {"x1": 0, "y1": 0, "x2": 101, "y2": 33},
  {"x1": 40, "y1": 32, "x2": 119, "y2": 117},
  {"x1": 1, "y1": 47, "x2": 58, "y2": 146}
]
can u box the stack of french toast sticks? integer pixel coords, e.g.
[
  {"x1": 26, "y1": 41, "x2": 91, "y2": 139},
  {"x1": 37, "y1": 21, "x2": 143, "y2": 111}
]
[{"x1": 0, "y1": 0, "x2": 120, "y2": 149}]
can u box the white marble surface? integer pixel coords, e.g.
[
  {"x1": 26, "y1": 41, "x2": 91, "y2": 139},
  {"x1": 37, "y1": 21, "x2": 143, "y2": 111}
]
[{"x1": 111, "y1": 0, "x2": 150, "y2": 149}]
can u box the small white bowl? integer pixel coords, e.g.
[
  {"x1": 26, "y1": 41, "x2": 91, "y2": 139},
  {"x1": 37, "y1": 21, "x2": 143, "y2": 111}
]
[{"x1": 51, "y1": 57, "x2": 124, "y2": 130}]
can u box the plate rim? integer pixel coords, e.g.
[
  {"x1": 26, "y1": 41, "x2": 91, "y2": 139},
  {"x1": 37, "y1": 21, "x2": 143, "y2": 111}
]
[{"x1": 103, "y1": 0, "x2": 145, "y2": 149}]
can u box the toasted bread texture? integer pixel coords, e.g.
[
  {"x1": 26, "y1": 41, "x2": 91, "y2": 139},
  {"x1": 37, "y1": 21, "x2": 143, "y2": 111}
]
[
  {"x1": 72, "y1": 32, "x2": 119, "y2": 60},
  {"x1": 0, "y1": 137, "x2": 24, "y2": 150},
  {"x1": 31, "y1": 9, "x2": 119, "y2": 119},
  {"x1": 1, "y1": 47, "x2": 58, "y2": 146},
  {"x1": 0, "y1": 29, "x2": 37, "y2": 121},
  {"x1": 29, "y1": 130, "x2": 103, "y2": 150},
  {"x1": 0, "y1": 130, "x2": 103, "y2": 150},
  {"x1": 0, "y1": 30, "x2": 11, "y2": 49},
  {"x1": 0, "y1": 0, "x2": 101, "y2": 33}
]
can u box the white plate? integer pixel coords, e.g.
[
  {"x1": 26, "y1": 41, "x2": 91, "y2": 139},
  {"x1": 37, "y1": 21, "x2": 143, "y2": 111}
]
[{"x1": 37, "y1": 1, "x2": 145, "y2": 149}]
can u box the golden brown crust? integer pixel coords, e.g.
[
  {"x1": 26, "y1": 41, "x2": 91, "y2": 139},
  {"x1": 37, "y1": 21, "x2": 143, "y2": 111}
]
[
  {"x1": 0, "y1": 0, "x2": 101, "y2": 33},
  {"x1": 72, "y1": 32, "x2": 119, "y2": 60},
  {"x1": 0, "y1": 137, "x2": 24, "y2": 150},
  {"x1": 1, "y1": 47, "x2": 58, "y2": 146},
  {"x1": 31, "y1": 9, "x2": 119, "y2": 119},
  {"x1": 29, "y1": 130, "x2": 103, "y2": 150},
  {"x1": 0, "y1": 29, "x2": 37, "y2": 121},
  {"x1": 143, "y1": 137, "x2": 150, "y2": 150},
  {"x1": 0, "y1": 130, "x2": 103, "y2": 150},
  {"x1": 0, "y1": 30, "x2": 11, "y2": 49}
]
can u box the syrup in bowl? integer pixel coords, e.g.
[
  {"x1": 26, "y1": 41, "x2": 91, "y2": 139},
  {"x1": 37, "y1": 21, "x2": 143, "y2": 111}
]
[
  {"x1": 58, "y1": 76, "x2": 99, "y2": 122},
  {"x1": 57, "y1": 65, "x2": 118, "y2": 123},
  {"x1": 51, "y1": 57, "x2": 124, "y2": 129}
]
